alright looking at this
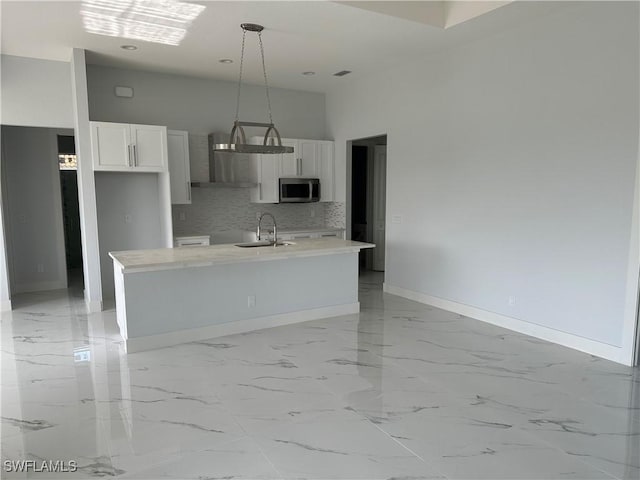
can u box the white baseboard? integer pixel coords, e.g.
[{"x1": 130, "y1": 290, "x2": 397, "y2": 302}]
[
  {"x1": 85, "y1": 299, "x2": 103, "y2": 313},
  {"x1": 1, "y1": 299, "x2": 12, "y2": 312},
  {"x1": 383, "y1": 283, "x2": 628, "y2": 365},
  {"x1": 125, "y1": 302, "x2": 360, "y2": 353}
]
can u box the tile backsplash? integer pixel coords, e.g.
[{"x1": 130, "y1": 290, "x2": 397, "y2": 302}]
[
  {"x1": 325, "y1": 202, "x2": 346, "y2": 229},
  {"x1": 172, "y1": 134, "x2": 345, "y2": 237},
  {"x1": 172, "y1": 188, "x2": 329, "y2": 235}
]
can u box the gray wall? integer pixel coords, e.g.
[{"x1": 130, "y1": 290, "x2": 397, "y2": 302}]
[
  {"x1": 1, "y1": 55, "x2": 74, "y2": 128},
  {"x1": 86, "y1": 65, "x2": 326, "y2": 138},
  {"x1": 1, "y1": 126, "x2": 72, "y2": 293},
  {"x1": 95, "y1": 173, "x2": 165, "y2": 299},
  {"x1": 326, "y1": 2, "x2": 639, "y2": 348}
]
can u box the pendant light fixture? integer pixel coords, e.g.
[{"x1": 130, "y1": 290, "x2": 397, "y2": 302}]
[{"x1": 214, "y1": 23, "x2": 293, "y2": 154}]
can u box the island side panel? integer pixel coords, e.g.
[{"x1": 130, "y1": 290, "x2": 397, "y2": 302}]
[
  {"x1": 113, "y1": 263, "x2": 128, "y2": 340},
  {"x1": 120, "y1": 252, "x2": 358, "y2": 347}
]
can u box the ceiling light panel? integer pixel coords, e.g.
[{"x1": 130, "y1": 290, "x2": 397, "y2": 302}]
[{"x1": 81, "y1": 0, "x2": 205, "y2": 46}]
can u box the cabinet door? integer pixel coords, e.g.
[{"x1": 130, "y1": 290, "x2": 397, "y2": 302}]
[
  {"x1": 279, "y1": 139, "x2": 299, "y2": 177},
  {"x1": 91, "y1": 122, "x2": 131, "y2": 171},
  {"x1": 131, "y1": 124, "x2": 167, "y2": 171},
  {"x1": 318, "y1": 231, "x2": 341, "y2": 238},
  {"x1": 318, "y1": 141, "x2": 334, "y2": 202},
  {"x1": 298, "y1": 140, "x2": 318, "y2": 177},
  {"x1": 254, "y1": 154, "x2": 280, "y2": 203},
  {"x1": 167, "y1": 130, "x2": 191, "y2": 204},
  {"x1": 290, "y1": 233, "x2": 314, "y2": 240}
]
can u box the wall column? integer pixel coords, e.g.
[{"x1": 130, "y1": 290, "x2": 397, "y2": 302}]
[{"x1": 71, "y1": 48, "x2": 103, "y2": 312}]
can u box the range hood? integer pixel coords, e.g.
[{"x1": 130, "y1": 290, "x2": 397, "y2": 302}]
[{"x1": 191, "y1": 133, "x2": 257, "y2": 188}]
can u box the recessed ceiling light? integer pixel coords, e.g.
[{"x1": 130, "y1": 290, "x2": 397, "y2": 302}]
[
  {"x1": 121, "y1": 45, "x2": 138, "y2": 51},
  {"x1": 81, "y1": 0, "x2": 206, "y2": 46},
  {"x1": 219, "y1": 59, "x2": 233, "y2": 64},
  {"x1": 333, "y1": 70, "x2": 352, "y2": 77},
  {"x1": 302, "y1": 71, "x2": 315, "y2": 76}
]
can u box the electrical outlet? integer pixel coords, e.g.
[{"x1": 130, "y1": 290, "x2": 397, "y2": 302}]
[
  {"x1": 256, "y1": 212, "x2": 262, "y2": 220},
  {"x1": 310, "y1": 208, "x2": 315, "y2": 218},
  {"x1": 392, "y1": 215, "x2": 402, "y2": 224},
  {"x1": 247, "y1": 295, "x2": 256, "y2": 308},
  {"x1": 178, "y1": 212, "x2": 186, "y2": 221},
  {"x1": 124, "y1": 214, "x2": 132, "y2": 224},
  {"x1": 508, "y1": 296, "x2": 516, "y2": 307},
  {"x1": 36, "y1": 263, "x2": 44, "y2": 273}
]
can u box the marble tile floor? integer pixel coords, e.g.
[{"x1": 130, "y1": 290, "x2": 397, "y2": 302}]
[{"x1": 1, "y1": 271, "x2": 639, "y2": 479}]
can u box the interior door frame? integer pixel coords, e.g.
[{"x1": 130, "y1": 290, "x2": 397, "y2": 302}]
[
  {"x1": 346, "y1": 134, "x2": 388, "y2": 272},
  {"x1": 371, "y1": 144, "x2": 387, "y2": 272}
]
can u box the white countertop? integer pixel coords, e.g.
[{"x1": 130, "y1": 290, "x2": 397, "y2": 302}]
[{"x1": 110, "y1": 238, "x2": 374, "y2": 273}]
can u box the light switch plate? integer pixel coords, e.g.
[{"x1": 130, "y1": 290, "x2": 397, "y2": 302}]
[{"x1": 392, "y1": 215, "x2": 402, "y2": 224}]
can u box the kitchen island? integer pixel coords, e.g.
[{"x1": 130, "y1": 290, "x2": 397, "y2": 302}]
[{"x1": 109, "y1": 238, "x2": 374, "y2": 352}]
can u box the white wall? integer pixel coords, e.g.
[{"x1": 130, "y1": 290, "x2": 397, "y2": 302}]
[
  {"x1": 326, "y1": 2, "x2": 639, "y2": 362},
  {"x1": 0, "y1": 156, "x2": 11, "y2": 310},
  {"x1": 1, "y1": 126, "x2": 72, "y2": 294},
  {"x1": 71, "y1": 49, "x2": 103, "y2": 313},
  {"x1": 1, "y1": 55, "x2": 74, "y2": 128},
  {"x1": 86, "y1": 65, "x2": 326, "y2": 139},
  {"x1": 95, "y1": 173, "x2": 165, "y2": 299}
]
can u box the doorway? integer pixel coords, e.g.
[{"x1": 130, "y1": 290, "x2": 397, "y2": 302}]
[
  {"x1": 349, "y1": 135, "x2": 387, "y2": 275},
  {"x1": 0, "y1": 126, "x2": 82, "y2": 301},
  {"x1": 57, "y1": 135, "x2": 84, "y2": 290}
]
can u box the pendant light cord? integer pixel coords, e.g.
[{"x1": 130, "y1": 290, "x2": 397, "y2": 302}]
[
  {"x1": 257, "y1": 31, "x2": 274, "y2": 125},
  {"x1": 234, "y1": 28, "x2": 247, "y2": 122}
]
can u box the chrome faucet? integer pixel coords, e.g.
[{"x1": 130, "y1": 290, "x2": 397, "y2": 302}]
[{"x1": 257, "y1": 212, "x2": 277, "y2": 244}]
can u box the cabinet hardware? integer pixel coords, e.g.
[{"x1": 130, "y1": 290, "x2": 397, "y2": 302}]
[
  {"x1": 128, "y1": 144, "x2": 133, "y2": 167},
  {"x1": 132, "y1": 144, "x2": 138, "y2": 166},
  {"x1": 187, "y1": 181, "x2": 191, "y2": 201}
]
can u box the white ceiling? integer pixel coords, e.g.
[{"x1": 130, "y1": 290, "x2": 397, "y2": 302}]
[{"x1": 1, "y1": 1, "x2": 565, "y2": 93}]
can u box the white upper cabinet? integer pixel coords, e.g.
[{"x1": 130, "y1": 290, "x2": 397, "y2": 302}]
[
  {"x1": 298, "y1": 139, "x2": 318, "y2": 177},
  {"x1": 279, "y1": 139, "x2": 299, "y2": 177},
  {"x1": 249, "y1": 153, "x2": 280, "y2": 203},
  {"x1": 131, "y1": 125, "x2": 167, "y2": 171},
  {"x1": 167, "y1": 130, "x2": 191, "y2": 204},
  {"x1": 90, "y1": 122, "x2": 130, "y2": 169},
  {"x1": 91, "y1": 121, "x2": 168, "y2": 172},
  {"x1": 318, "y1": 141, "x2": 335, "y2": 202},
  {"x1": 248, "y1": 136, "x2": 335, "y2": 203},
  {"x1": 280, "y1": 139, "x2": 318, "y2": 177}
]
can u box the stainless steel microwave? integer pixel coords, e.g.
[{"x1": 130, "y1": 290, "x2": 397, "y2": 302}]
[{"x1": 279, "y1": 178, "x2": 320, "y2": 203}]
